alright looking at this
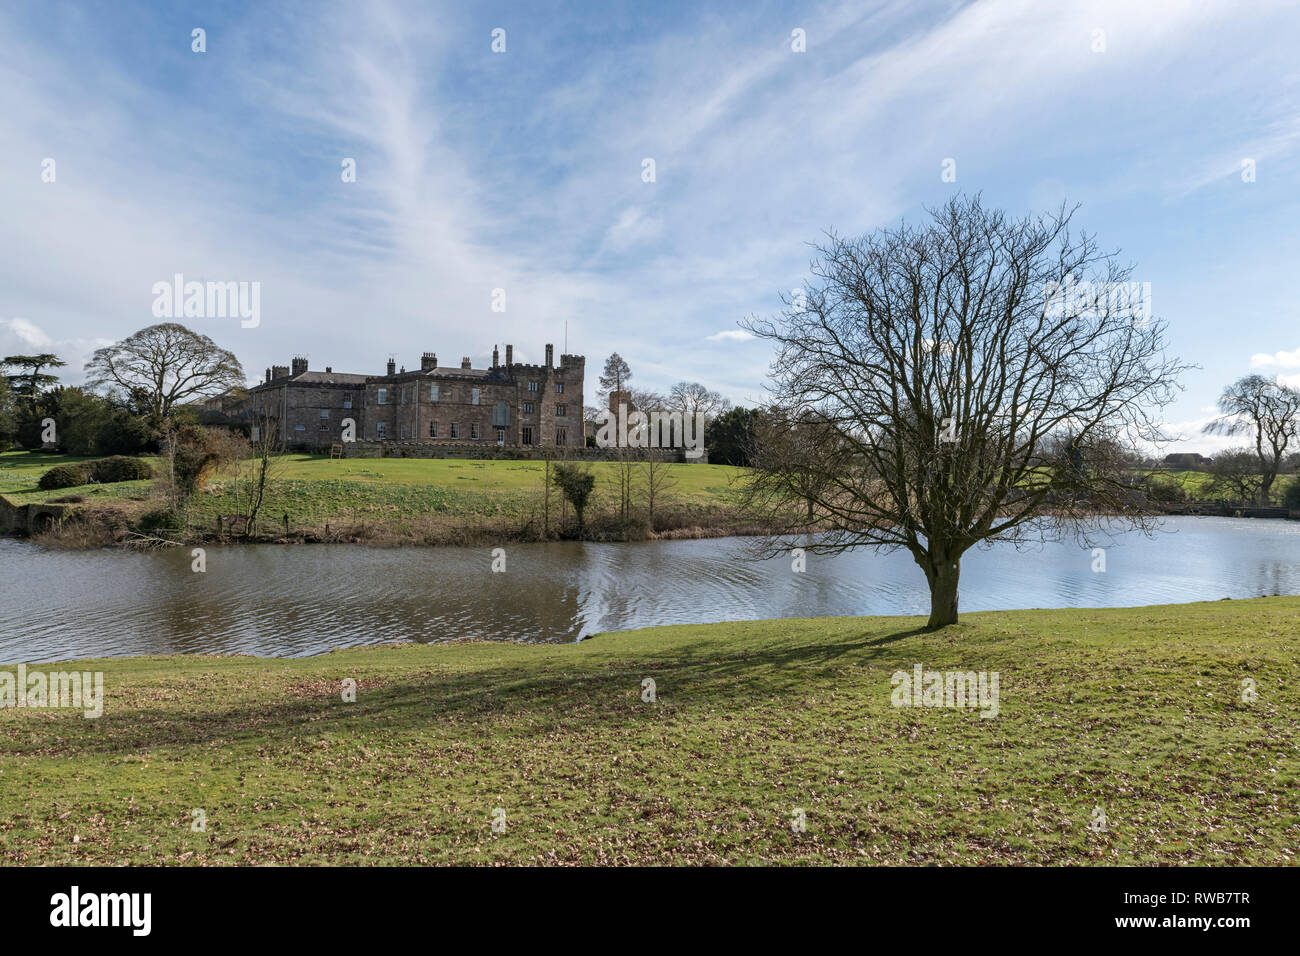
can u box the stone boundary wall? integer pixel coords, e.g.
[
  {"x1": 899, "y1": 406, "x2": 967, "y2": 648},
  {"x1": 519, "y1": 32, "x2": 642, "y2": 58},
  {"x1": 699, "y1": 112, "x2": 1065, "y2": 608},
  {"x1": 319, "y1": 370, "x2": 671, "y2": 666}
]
[{"x1": 337, "y1": 441, "x2": 706, "y2": 464}]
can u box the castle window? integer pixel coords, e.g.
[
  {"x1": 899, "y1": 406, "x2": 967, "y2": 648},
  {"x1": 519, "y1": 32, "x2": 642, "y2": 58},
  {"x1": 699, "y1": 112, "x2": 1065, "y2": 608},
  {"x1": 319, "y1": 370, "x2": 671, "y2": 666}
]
[
  {"x1": 492, "y1": 401, "x2": 510, "y2": 427},
  {"x1": 556, "y1": 404, "x2": 566, "y2": 417},
  {"x1": 400, "y1": 425, "x2": 408, "y2": 439},
  {"x1": 344, "y1": 397, "x2": 352, "y2": 409},
  {"x1": 524, "y1": 402, "x2": 534, "y2": 414},
  {"x1": 522, "y1": 426, "x2": 533, "y2": 445},
  {"x1": 429, "y1": 422, "x2": 438, "y2": 439},
  {"x1": 450, "y1": 423, "x2": 460, "y2": 439},
  {"x1": 528, "y1": 381, "x2": 539, "y2": 392},
  {"x1": 429, "y1": 385, "x2": 439, "y2": 402},
  {"x1": 556, "y1": 428, "x2": 567, "y2": 445},
  {"x1": 496, "y1": 428, "x2": 505, "y2": 444},
  {"x1": 377, "y1": 422, "x2": 387, "y2": 439},
  {"x1": 472, "y1": 388, "x2": 481, "y2": 405},
  {"x1": 554, "y1": 382, "x2": 564, "y2": 394},
  {"x1": 319, "y1": 409, "x2": 329, "y2": 430},
  {"x1": 377, "y1": 388, "x2": 388, "y2": 405},
  {"x1": 471, "y1": 423, "x2": 480, "y2": 440}
]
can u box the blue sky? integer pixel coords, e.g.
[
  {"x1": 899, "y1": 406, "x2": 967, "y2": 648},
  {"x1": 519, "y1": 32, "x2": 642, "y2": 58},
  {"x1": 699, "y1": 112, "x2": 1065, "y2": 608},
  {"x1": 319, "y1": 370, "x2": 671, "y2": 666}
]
[{"x1": 2, "y1": 0, "x2": 1298, "y2": 453}]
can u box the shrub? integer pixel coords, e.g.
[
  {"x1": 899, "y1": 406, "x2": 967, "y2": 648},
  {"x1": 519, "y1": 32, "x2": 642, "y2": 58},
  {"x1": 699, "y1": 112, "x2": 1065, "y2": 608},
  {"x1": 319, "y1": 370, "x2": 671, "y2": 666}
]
[
  {"x1": 586, "y1": 513, "x2": 651, "y2": 542},
  {"x1": 551, "y1": 462, "x2": 596, "y2": 535},
  {"x1": 1140, "y1": 473, "x2": 1187, "y2": 504},
  {"x1": 137, "y1": 508, "x2": 186, "y2": 533},
  {"x1": 1284, "y1": 476, "x2": 1300, "y2": 510},
  {"x1": 37, "y1": 463, "x2": 91, "y2": 490},
  {"x1": 88, "y1": 455, "x2": 153, "y2": 483}
]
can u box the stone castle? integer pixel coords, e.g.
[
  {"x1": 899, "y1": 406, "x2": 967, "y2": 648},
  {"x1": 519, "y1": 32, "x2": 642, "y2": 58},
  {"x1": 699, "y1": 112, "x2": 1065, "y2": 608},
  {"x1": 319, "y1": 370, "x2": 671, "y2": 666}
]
[{"x1": 244, "y1": 343, "x2": 585, "y2": 453}]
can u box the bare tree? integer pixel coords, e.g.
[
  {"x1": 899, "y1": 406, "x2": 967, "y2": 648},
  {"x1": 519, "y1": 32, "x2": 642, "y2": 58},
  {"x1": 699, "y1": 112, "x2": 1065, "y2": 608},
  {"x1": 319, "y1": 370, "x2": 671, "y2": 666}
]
[
  {"x1": 1202, "y1": 375, "x2": 1300, "y2": 504},
  {"x1": 243, "y1": 413, "x2": 285, "y2": 536},
  {"x1": 741, "y1": 195, "x2": 1188, "y2": 628},
  {"x1": 608, "y1": 444, "x2": 640, "y2": 521},
  {"x1": 749, "y1": 409, "x2": 840, "y2": 523},
  {"x1": 668, "y1": 381, "x2": 731, "y2": 421},
  {"x1": 627, "y1": 388, "x2": 666, "y2": 414},
  {"x1": 1205, "y1": 447, "x2": 1264, "y2": 503},
  {"x1": 639, "y1": 455, "x2": 677, "y2": 526},
  {"x1": 85, "y1": 323, "x2": 245, "y2": 422}
]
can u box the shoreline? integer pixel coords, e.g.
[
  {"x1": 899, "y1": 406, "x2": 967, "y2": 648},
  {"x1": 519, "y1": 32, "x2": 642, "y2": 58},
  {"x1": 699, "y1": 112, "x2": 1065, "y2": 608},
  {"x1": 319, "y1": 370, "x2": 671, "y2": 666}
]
[{"x1": 4, "y1": 594, "x2": 1294, "y2": 667}]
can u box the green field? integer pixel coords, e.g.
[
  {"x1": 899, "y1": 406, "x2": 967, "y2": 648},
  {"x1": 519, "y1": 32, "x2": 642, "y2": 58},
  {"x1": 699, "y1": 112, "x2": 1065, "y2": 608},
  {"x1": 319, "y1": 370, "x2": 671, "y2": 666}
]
[
  {"x1": 2, "y1": 599, "x2": 1295, "y2": 865},
  {"x1": 0, "y1": 451, "x2": 749, "y2": 541}
]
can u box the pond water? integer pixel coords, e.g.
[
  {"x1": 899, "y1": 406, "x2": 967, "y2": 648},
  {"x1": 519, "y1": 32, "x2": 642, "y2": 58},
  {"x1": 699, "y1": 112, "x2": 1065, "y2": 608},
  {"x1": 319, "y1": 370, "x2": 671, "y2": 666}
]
[{"x1": 1, "y1": 516, "x2": 1297, "y2": 662}]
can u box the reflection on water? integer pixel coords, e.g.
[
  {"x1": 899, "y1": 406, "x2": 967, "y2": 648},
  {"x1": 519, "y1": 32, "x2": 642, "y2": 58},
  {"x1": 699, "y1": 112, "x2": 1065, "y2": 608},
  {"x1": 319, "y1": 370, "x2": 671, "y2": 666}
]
[{"x1": 1, "y1": 516, "x2": 1298, "y2": 662}]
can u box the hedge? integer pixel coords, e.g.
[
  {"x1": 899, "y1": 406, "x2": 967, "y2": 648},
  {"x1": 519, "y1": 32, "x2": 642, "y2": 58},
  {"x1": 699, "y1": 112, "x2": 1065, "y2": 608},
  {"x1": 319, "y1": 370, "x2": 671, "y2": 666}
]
[{"x1": 37, "y1": 456, "x2": 154, "y2": 491}]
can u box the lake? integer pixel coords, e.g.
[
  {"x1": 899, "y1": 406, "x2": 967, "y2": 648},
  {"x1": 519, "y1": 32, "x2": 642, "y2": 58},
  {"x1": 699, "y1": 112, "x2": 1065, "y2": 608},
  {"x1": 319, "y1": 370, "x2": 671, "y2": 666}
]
[{"x1": 1, "y1": 516, "x2": 1298, "y2": 662}]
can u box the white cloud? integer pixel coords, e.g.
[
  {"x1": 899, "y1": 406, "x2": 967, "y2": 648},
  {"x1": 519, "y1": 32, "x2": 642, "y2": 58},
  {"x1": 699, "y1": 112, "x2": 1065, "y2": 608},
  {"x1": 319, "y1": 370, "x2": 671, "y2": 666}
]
[
  {"x1": 706, "y1": 330, "x2": 755, "y2": 343},
  {"x1": 0, "y1": 318, "x2": 114, "y2": 382},
  {"x1": 1250, "y1": 347, "x2": 1300, "y2": 368},
  {"x1": 1, "y1": 318, "x2": 53, "y2": 350}
]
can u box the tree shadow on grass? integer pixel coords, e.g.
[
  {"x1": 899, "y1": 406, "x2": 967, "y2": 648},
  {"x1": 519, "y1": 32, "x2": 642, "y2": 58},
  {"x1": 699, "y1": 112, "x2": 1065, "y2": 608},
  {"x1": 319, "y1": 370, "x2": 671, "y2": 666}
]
[{"x1": 6, "y1": 625, "x2": 935, "y2": 760}]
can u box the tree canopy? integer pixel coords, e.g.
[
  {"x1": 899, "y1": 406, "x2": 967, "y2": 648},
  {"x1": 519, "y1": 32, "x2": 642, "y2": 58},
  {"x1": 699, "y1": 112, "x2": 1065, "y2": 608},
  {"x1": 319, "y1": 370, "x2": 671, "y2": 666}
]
[{"x1": 85, "y1": 323, "x2": 245, "y2": 422}]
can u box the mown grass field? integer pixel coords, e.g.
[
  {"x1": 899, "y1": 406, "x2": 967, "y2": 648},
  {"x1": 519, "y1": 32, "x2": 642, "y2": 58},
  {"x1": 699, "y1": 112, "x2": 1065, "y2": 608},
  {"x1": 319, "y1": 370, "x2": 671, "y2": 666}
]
[
  {"x1": 0, "y1": 451, "x2": 749, "y2": 538},
  {"x1": 1, "y1": 599, "x2": 1295, "y2": 865}
]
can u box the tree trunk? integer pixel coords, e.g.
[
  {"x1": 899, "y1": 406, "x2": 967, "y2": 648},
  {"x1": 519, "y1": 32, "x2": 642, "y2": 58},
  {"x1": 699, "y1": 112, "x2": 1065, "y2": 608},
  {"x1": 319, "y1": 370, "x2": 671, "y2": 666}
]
[
  {"x1": 1260, "y1": 469, "x2": 1275, "y2": 505},
  {"x1": 927, "y1": 559, "x2": 960, "y2": 628}
]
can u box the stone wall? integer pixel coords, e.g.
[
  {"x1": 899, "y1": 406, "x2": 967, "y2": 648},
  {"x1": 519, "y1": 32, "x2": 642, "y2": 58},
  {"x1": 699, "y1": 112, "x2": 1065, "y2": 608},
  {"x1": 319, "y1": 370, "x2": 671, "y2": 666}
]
[
  {"x1": 361, "y1": 355, "x2": 584, "y2": 449},
  {"x1": 248, "y1": 379, "x2": 365, "y2": 448},
  {"x1": 0, "y1": 494, "x2": 82, "y2": 535},
  {"x1": 341, "y1": 441, "x2": 702, "y2": 463}
]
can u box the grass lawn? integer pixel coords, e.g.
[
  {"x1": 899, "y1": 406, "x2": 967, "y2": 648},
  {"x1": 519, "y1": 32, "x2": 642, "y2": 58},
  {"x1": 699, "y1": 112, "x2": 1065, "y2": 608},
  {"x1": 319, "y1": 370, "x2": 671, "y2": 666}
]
[
  {"x1": 0, "y1": 451, "x2": 749, "y2": 538},
  {"x1": 1, "y1": 598, "x2": 1295, "y2": 865}
]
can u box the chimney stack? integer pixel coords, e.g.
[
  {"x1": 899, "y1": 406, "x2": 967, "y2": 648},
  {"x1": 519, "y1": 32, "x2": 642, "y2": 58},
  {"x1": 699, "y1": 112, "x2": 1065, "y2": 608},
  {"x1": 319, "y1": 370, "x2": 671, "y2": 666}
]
[
  {"x1": 422, "y1": 352, "x2": 437, "y2": 371},
  {"x1": 265, "y1": 368, "x2": 271, "y2": 384},
  {"x1": 386, "y1": 357, "x2": 396, "y2": 376},
  {"x1": 545, "y1": 343, "x2": 554, "y2": 367},
  {"x1": 461, "y1": 356, "x2": 472, "y2": 369},
  {"x1": 492, "y1": 345, "x2": 499, "y2": 368},
  {"x1": 325, "y1": 366, "x2": 332, "y2": 374},
  {"x1": 505, "y1": 344, "x2": 513, "y2": 367},
  {"x1": 291, "y1": 356, "x2": 308, "y2": 377}
]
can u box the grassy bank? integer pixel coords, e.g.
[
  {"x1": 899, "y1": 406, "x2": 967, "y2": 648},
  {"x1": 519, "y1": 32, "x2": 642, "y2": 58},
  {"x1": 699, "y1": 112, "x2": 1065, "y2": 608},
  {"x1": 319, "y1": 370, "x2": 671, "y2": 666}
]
[
  {"x1": 1, "y1": 598, "x2": 1296, "y2": 865},
  {"x1": 1, "y1": 451, "x2": 751, "y2": 546}
]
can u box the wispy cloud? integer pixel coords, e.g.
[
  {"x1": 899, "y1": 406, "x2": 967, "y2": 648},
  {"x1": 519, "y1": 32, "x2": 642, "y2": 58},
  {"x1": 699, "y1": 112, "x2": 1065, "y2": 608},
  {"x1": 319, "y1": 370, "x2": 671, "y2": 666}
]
[
  {"x1": 0, "y1": 0, "x2": 1297, "y2": 429},
  {"x1": 706, "y1": 330, "x2": 755, "y2": 343}
]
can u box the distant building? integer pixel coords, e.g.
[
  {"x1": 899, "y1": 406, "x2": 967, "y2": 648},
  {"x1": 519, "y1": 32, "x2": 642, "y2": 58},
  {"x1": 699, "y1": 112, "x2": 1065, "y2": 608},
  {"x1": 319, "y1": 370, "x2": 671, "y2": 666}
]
[
  {"x1": 241, "y1": 343, "x2": 585, "y2": 452},
  {"x1": 1163, "y1": 452, "x2": 1211, "y2": 469}
]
